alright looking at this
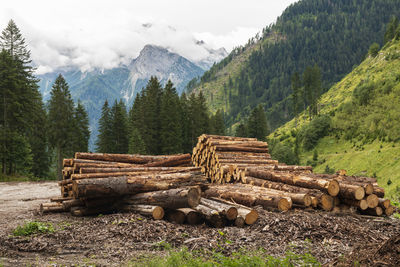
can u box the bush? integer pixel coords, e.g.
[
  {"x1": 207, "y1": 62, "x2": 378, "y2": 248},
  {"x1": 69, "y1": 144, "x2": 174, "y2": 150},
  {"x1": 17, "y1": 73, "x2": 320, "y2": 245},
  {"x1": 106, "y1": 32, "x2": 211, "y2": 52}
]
[
  {"x1": 270, "y1": 143, "x2": 298, "y2": 165},
  {"x1": 300, "y1": 115, "x2": 331, "y2": 150},
  {"x1": 368, "y1": 42, "x2": 380, "y2": 57},
  {"x1": 324, "y1": 165, "x2": 335, "y2": 174},
  {"x1": 353, "y1": 82, "x2": 374, "y2": 106},
  {"x1": 13, "y1": 221, "x2": 55, "y2": 236}
]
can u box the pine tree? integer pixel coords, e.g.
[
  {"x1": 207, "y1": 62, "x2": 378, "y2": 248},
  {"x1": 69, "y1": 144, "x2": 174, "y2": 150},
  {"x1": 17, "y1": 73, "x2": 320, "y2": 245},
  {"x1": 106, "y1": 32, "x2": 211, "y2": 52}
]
[
  {"x1": 48, "y1": 74, "x2": 75, "y2": 180},
  {"x1": 235, "y1": 122, "x2": 248, "y2": 137},
  {"x1": 110, "y1": 100, "x2": 129, "y2": 154},
  {"x1": 211, "y1": 109, "x2": 225, "y2": 135},
  {"x1": 141, "y1": 77, "x2": 163, "y2": 154},
  {"x1": 73, "y1": 101, "x2": 90, "y2": 153},
  {"x1": 128, "y1": 128, "x2": 146, "y2": 154},
  {"x1": 96, "y1": 100, "x2": 113, "y2": 153},
  {"x1": 160, "y1": 80, "x2": 182, "y2": 154},
  {"x1": 384, "y1": 16, "x2": 399, "y2": 44},
  {"x1": 0, "y1": 20, "x2": 31, "y2": 63},
  {"x1": 291, "y1": 72, "x2": 301, "y2": 126},
  {"x1": 248, "y1": 105, "x2": 269, "y2": 141},
  {"x1": 179, "y1": 92, "x2": 192, "y2": 153}
]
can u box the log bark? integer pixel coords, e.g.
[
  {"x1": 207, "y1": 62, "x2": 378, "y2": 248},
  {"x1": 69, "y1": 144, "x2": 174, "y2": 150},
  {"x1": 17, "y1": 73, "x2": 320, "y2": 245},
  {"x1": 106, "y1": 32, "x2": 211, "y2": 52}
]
[
  {"x1": 79, "y1": 166, "x2": 200, "y2": 174},
  {"x1": 214, "y1": 145, "x2": 269, "y2": 153},
  {"x1": 74, "y1": 152, "x2": 175, "y2": 164},
  {"x1": 341, "y1": 198, "x2": 368, "y2": 210},
  {"x1": 178, "y1": 208, "x2": 202, "y2": 225},
  {"x1": 121, "y1": 204, "x2": 164, "y2": 220},
  {"x1": 208, "y1": 197, "x2": 258, "y2": 225},
  {"x1": 378, "y1": 198, "x2": 390, "y2": 209},
  {"x1": 361, "y1": 207, "x2": 383, "y2": 216},
  {"x1": 39, "y1": 202, "x2": 65, "y2": 214},
  {"x1": 165, "y1": 209, "x2": 186, "y2": 224},
  {"x1": 142, "y1": 154, "x2": 191, "y2": 167},
  {"x1": 194, "y1": 204, "x2": 226, "y2": 227},
  {"x1": 124, "y1": 187, "x2": 201, "y2": 209},
  {"x1": 199, "y1": 198, "x2": 237, "y2": 220},
  {"x1": 70, "y1": 205, "x2": 116, "y2": 216},
  {"x1": 385, "y1": 206, "x2": 394, "y2": 216},
  {"x1": 338, "y1": 183, "x2": 365, "y2": 200},
  {"x1": 72, "y1": 172, "x2": 205, "y2": 198},
  {"x1": 204, "y1": 184, "x2": 292, "y2": 211},
  {"x1": 62, "y1": 199, "x2": 84, "y2": 210},
  {"x1": 244, "y1": 169, "x2": 340, "y2": 197}
]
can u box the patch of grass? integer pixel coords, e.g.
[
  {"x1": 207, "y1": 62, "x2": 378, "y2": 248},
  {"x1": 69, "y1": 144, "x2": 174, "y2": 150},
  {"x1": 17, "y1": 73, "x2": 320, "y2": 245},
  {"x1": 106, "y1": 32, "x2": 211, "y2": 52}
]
[
  {"x1": 128, "y1": 247, "x2": 321, "y2": 267},
  {"x1": 13, "y1": 221, "x2": 55, "y2": 236}
]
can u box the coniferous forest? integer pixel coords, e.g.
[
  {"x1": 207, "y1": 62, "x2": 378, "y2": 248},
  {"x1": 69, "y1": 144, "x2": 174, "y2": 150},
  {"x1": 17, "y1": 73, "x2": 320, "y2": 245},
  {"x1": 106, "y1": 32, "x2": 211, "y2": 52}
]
[{"x1": 0, "y1": 20, "x2": 90, "y2": 179}]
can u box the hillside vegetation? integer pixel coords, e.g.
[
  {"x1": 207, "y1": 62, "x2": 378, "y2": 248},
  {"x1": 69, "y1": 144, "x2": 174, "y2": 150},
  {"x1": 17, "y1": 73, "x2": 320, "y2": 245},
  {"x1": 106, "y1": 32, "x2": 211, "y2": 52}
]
[
  {"x1": 190, "y1": 0, "x2": 400, "y2": 131},
  {"x1": 270, "y1": 38, "x2": 400, "y2": 200}
]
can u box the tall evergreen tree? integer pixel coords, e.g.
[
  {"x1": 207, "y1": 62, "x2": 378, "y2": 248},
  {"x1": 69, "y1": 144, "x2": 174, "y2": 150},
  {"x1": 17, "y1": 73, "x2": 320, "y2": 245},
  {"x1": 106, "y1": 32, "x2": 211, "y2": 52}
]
[
  {"x1": 303, "y1": 65, "x2": 321, "y2": 119},
  {"x1": 48, "y1": 74, "x2": 75, "y2": 180},
  {"x1": 235, "y1": 122, "x2": 248, "y2": 137},
  {"x1": 110, "y1": 100, "x2": 129, "y2": 154},
  {"x1": 96, "y1": 100, "x2": 113, "y2": 153},
  {"x1": 291, "y1": 72, "x2": 301, "y2": 126},
  {"x1": 73, "y1": 101, "x2": 90, "y2": 153},
  {"x1": 160, "y1": 80, "x2": 182, "y2": 154},
  {"x1": 211, "y1": 109, "x2": 225, "y2": 135},
  {"x1": 384, "y1": 16, "x2": 399, "y2": 44},
  {"x1": 141, "y1": 76, "x2": 163, "y2": 154},
  {"x1": 128, "y1": 128, "x2": 146, "y2": 154},
  {"x1": 248, "y1": 104, "x2": 269, "y2": 141},
  {"x1": 0, "y1": 20, "x2": 49, "y2": 177},
  {"x1": 179, "y1": 92, "x2": 192, "y2": 153}
]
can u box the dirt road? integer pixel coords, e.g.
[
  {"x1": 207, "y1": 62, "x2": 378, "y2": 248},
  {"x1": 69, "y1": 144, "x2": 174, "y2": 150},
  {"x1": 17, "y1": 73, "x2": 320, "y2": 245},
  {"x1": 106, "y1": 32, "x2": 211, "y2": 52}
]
[{"x1": 0, "y1": 181, "x2": 399, "y2": 266}]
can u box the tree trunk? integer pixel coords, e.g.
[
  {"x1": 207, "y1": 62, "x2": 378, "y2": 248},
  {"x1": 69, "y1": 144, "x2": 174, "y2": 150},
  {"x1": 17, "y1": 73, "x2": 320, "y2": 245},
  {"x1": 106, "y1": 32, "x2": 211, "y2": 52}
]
[
  {"x1": 193, "y1": 204, "x2": 226, "y2": 228},
  {"x1": 142, "y1": 154, "x2": 191, "y2": 167},
  {"x1": 121, "y1": 204, "x2": 164, "y2": 220},
  {"x1": 124, "y1": 187, "x2": 201, "y2": 209},
  {"x1": 72, "y1": 172, "x2": 205, "y2": 198},
  {"x1": 79, "y1": 166, "x2": 200, "y2": 174},
  {"x1": 208, "y1": 197, "x2": 258, "y2": 225},
  {"x1": 199, "y1": 198, "x2": 238, "y2": 220},
  {"x1": 178, "y1": 208, "x2": 202, "y2": 225}
]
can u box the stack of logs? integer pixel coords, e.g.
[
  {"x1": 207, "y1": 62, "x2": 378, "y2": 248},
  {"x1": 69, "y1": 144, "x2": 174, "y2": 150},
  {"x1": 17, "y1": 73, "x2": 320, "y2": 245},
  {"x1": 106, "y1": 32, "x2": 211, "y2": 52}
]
[
  {"x1": 192, "y1": 135, "x2": 394, "y2": 217},
  {"x1": 40, "y1": 152, "x2": 259, "y2": 227}
]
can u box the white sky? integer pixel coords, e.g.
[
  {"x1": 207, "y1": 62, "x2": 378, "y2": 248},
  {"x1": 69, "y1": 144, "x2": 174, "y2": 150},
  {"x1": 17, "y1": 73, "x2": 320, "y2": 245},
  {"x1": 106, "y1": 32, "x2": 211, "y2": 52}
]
[{"x1": 0, "y1": 0, "x2": 298, "y2": 74}]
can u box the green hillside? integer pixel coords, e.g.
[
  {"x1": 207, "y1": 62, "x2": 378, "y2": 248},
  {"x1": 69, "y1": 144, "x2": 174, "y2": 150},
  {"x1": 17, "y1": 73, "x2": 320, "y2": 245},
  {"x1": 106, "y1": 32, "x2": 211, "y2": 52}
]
[
  {"x1": 270, "y1": 38, "x2": 400, "y2": 200},
  {"x1": 190, "y1": 0, "x2": 400, "y2": 131}
]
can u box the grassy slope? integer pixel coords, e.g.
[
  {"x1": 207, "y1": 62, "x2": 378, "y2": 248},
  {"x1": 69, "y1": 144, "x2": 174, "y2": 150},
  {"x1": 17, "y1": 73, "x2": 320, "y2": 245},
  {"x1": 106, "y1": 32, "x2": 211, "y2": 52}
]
[
  {"x1": 192, "y1": 43, "x2": 259, "y2": 113},
  {"x1": 271, "y1": 40, "x2": 400, "y2": 200}
]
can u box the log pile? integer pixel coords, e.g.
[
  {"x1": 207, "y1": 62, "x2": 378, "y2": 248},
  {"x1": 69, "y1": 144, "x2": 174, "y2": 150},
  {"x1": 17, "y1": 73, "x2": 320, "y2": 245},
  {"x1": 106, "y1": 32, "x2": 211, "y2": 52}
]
[
  {"x1": 192, "y1": 135, "x2": 394, "y2": 216},
  {"x1": 40, "y1": 151, "x2": 259, "y2": 227}
]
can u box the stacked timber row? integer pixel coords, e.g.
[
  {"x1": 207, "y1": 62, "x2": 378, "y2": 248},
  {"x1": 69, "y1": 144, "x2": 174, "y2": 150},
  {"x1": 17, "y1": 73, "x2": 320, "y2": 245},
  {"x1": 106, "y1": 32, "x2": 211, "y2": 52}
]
[
  {"x1": 40, "y1": 152, "x2": 259, "y2": 227},
  {"x1": 193, "y1": 135, "x2": 394, "y2": 216}
]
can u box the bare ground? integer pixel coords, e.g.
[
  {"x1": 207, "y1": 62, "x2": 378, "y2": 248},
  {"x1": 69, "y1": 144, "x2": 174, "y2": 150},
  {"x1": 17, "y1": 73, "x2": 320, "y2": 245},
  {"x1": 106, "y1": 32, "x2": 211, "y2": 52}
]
[{"x1": 0, "y1": 181, "x2": 399, "y2": 266}]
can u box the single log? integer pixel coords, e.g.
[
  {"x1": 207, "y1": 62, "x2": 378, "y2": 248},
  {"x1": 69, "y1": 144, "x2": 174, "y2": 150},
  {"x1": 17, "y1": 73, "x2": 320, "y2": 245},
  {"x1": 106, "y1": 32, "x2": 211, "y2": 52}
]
[
  {"x1": 84, "y1": 197, "x2": 120, "y2": 208},
  {"x1": 201, "y1": 135, "x2": 258, "y2": 142},
  {"x1": 125, "y1": 187, "x2": 201, "y2": 209},
  {"x1": 378, "y1": 198, "x2": 390, "y2": 209},
  {"x1": 215, "y1": 152, "x2": 272, "y2": 160},
  {"x1": 143, "y1": 154, "x2": 191, "y2": 167},
  {"x1": 39, "y1": 202, "x2": 65, "y2": 214},
  {"x1": 62, "y1": 199, "x2": 84, "y2": 210},
  {"x1": 214, "y1": 145, "x2": 269, "y2": 153},
  {"x1": 74, "y1": 162, "x2": 139, "y2": 171},
  {"x1": 314, "y1": 193, "x2": 334, "y2": 211},
  {"x1": 121, "y1": 204, "x2": 164, "y2": 220},
  {"x1": 204, "y1": 184, "x2": 292, "y2": 211},
  {"x1": 72, "y1": 172, "x2": 205, "y2": 198},
  {"x1": 217, "y1": 159, "x2": 278, "y2": 165},
  {"x1": 341, "y1": 198, "x2": 368, "y2": 210},
  {"x1": 209, "y1": 197, "x2": 258, "y2": 225},
  {"x1": 194, "y1": 204, "x2": 226, "y2": 227},
  {"x1": 385, "y1": 206, "x2": 394, "y2": 216},
  {"x1": 244, "y1": 169, "x2": 340, "y2": 197},
  {"x1": 178, "y1": 208, "x2": 202, "y2": 225},
  {"x1": 373, "y1": 186, "x2": 385, "y2": 198},
  {"x1": 361, "y1": 207, "x2": 383, "y2": 216},
  {"x1": 338, "y1": 183, "x2": 365, "y2": 200},
  {"x1": 72, "y1": 169, "x2": 201, "y2": 180},
  {"x1": 74, "y1": 152, "x2": 174, "y2": 164},
  {"x1": 79, "y1": 166, "x2": 200, "y2": 174},
  {"x1": 207, "y1": 141, "x2": 268, "y2": 148},
  {"x1": 50, "y1": 196, "x2": 73, "y2": 202},
  {"x1": 165, "y1": 209, "x2": 186, "y2": 224},
  {"x1": 200, "y1": 198, "x2": 237, "y2": 220},
  {"x1": 70, "y1": 205, "x2": 116, "y2": 216},
  {"x1": 366, "y1": 194, "x2": 379, "y2": 208}
]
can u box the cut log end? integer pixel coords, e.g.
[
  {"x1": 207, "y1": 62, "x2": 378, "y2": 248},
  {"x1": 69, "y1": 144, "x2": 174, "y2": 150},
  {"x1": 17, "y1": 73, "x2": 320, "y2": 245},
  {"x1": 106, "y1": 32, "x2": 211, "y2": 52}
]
[
  {"x1": 226, "y1": 207, "x2": 238, "y2": 221},
  {"x1": 385, "y1": 206, "x2": 394, "y2": 216},
  {"x1": 327, "y1": 180, "x2": 340, "y2": 197},
  {"x1": 366, "y1": 194, "x2": 379, "y2": 208},
  {"x1": 187, "y1": 187, "x2": 201, "y2": 208},
  {"x1": 245, "y1": 210, "x2": 258, "y2": 225},
  {"x1": 354, "y1": 186, "x2": 365, "y2": 200},
  {"x1": 278, "y1": 198, "x2": 292, "y2": 212},
  {"x1": 153, "y1": 206, "x2": 165, "y2": 220},
  {"x1": 364, "y1": 184, "x2": 374, "y2": 195},
  {"x1": 234, "y1": 216, "x2": 245, "y2": 227},
  {"x1": 320, "y1": 195, "x2": 334, "y2": 211},
  {"x1": 359, "y1": 199, "x2": 368, "y2": 210}
]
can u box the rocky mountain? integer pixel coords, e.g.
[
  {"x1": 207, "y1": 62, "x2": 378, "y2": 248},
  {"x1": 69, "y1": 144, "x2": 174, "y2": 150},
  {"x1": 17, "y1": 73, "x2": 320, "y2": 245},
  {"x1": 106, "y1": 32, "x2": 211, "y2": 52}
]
[{"x1": 37, "y1": 44, "x2": 226, "y2": 150}]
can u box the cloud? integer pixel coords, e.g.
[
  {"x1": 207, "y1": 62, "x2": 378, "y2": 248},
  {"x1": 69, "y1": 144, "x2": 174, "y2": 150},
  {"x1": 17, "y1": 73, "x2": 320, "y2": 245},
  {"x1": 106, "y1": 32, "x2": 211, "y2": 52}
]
[{"x1": 0, "y1": 0, "x2": 298, "y2": 74}]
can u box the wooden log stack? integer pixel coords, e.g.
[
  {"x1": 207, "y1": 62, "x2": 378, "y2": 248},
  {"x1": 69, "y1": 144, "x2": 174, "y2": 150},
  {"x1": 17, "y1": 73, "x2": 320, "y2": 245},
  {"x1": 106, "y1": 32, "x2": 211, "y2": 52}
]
[
  {"x1": 192, "y1": 135, "x2": 394, "y2": 217},
  {"x1": 40, "y1": 151, "x2": 260, "y2": 227}
]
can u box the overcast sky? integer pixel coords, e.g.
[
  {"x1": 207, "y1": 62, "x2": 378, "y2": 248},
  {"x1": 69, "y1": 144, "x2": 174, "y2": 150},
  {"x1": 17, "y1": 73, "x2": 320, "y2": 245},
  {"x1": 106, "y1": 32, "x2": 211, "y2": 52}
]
[{"x1": 1, "y1": 0, "x2": 298, "y2": 74}]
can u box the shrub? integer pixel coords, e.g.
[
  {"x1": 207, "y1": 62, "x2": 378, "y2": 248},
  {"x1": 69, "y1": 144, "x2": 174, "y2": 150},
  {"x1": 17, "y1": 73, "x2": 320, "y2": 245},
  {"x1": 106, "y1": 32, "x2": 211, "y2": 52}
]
[
  {"x1": 300, "y1": 115, "x2": 331, "y2": 150},
  {"x1": 353, "y1": 82, "x2": 375, "y2": 106},
  {"x1": 270, "y1": 143, "x2": 298, "y2": 165},
  {"x1": 368, "y1": 42, "x2": 380, "y2": 57},
  {"x1": 13, "y1": 221, "x2": 55, "y2": 236}
]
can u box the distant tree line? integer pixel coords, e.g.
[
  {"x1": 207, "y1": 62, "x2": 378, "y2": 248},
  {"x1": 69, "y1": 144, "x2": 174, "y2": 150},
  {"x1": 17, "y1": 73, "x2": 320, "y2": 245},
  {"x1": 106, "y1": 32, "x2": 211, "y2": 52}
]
[
  {"x1": 96, "y1": 77, "x2": 225, "y2": 155},
  {"x1": 0, "y1": 20, "x2": 90, "y2": 179}
]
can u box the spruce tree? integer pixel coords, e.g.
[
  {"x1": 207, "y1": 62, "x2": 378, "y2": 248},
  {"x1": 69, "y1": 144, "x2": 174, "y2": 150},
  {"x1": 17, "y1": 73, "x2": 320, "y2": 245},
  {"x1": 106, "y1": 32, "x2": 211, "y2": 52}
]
[
  {"x1": 179, "y1": 92, "x2": 192, "y2": 153},
  {"x1": 73, "y1": 101, "x2": 90, "y2": 153},
  {"x1": 110, "y1": 100, "x2": 129, "y2": 154},
  {"x1": 96, "y1": 100, "x2": 113, "y2": 153},
  {"x1": 384, "y1": 16, "x2": 399, "y2": 44},
  {"x1": 160, "y1": 80, "x2": 182, "y2": 154},
  {"x1": 235, "y1": 122, "x2": 248, "y2": 137},
  {"x1": 141, "y1": 77, "x2": 163, "y2": 154},
  {"x1": 0, "y1": 20, "x2": 31, "y2": 63},
  {"x1": 248, "y1": 105, "x2": 269, "y2": 141},
  {"x1": 211, "y1": 109, "x2": 225, "y2": 135},
  {"x1": 128, "y1": 128, "x2": 146, "y2": 154},
  {"x1": 48, "y1": 74, "x2": 75, "y2": 180},
  {"x1": 291, "y1": 72, "x2": 301, "y2": 126}
]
